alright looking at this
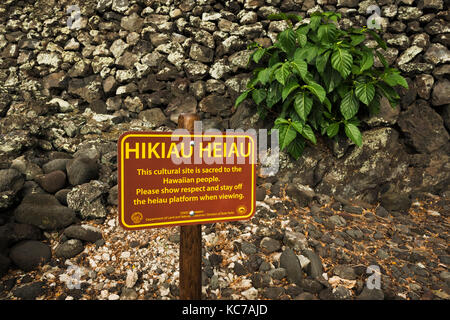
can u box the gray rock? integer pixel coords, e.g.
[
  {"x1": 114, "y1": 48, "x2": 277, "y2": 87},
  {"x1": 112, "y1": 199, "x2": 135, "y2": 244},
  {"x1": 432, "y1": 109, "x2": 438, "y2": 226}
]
[
  {"x1": 329, "y1": 215, "x2": 347, "y2": 227},
  {"x1": 36, "y1": 170, "x2": 66, "y2": 194},
  {"x1": 283, "y1": 231, "x2": 308, "y2": 251},
  {"x1": 55, "y1": 239, "x2": 84, "y2": 259},
  {"x1": 432, "y1": 79, "x2": 450, "y2": 106},
  {"x1": 138, "y1": 108, "x2": 167, "y2": 128},
  {"x1": 66, "y1": 157, "x2": 99, "y2": 186},
  {"x1": 280, "y1": 248, "x2": 303, "y2": 285},
  {"x1": 268, "y1": 267, "x2": 287, "y2": 280},
  {"x1": 189, "y1": 43, "x2": 214, "y2": 63},
  {"x1": 199, "y1": 94, "x2": 232, "y2": 115},
  {"x1": 295, "y1": 292, "x2": 316, "y2": 300},
  {"x1": 14, "y1": 194, "x2": 75, "y2": 231},
  {"x1": 12, "y1": 281, "x2": 46, "y2": 300},
  {"x1": 333, "y1": 286, "x2": 353, "y2": 300},
  {"x1": 356, "y1": 287, "x2": 384, "y2": 300},
  {"x1": 42, "y1": 159, "x2": 70, "y2": 174},
  {"x1": 67, "y1": 180, "x2": 109, "y2": 219},
  {"x1": 286, "y1": 183, "x2": 315, "y2": 207},
  {"x1": 380, "y1": 186, "x2": 411, "y2": 213},
  {"x1": 0, "y1": 168, "x2": 23, "y2": 193},
  {"x1": 0, "y1": 253, "x2": 10, "y2": 277},
  {"x1": 55, "y1": 189, "x2": 71, "y2": 206},
  {"x1": 260, "y1": 237, "x2": 281, "y2": 254},
  {"x1": 68, "y1": 76, "x2": 103, "y2": 103},
  {"x1": 303, "y1": 250, "x2": 323, "y2": 278},
  {"x1": 262, "y1": 286, "x2": 285, "y2": 299},
  {"x1": 300, "y1": 278, "x2": 323, "y2": 294},
  {"x1": 415, "y1": 74, "x2": 434, "y2": 100},
  {"x1": 121, "y1": 13, "x2": 144, "y2": 33},
  {"x1": 9, "y1": 240, "x2": 51, "y2": 271},
  {"x1": 424, "y1": 43, "x2": 450, "y2": 65},
  {"x1": 241, "y1": 241, "x2": 258, "y2": 255},
  {"x1": 333, "y1": 265, "x2": 357, "y2": 280},
  {"x1": 64, "y1": 225, "x2": 103, "y2": 243}
]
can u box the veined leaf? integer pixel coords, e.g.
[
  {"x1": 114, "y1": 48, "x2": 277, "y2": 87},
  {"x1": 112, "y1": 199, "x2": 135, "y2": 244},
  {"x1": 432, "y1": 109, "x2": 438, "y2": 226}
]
[
  {"x1": 367, "y1": 29, "x2": 387, "y2": 50},
  {"x1": 279, "y1": 123, "x2": 297, "y2": 150},
  {"x1": 282, "y1": 78, "x2": 300, "y2": 101},
  {"x1": 275, "y1": 63, "x2": 291, "y2": 85},
  {"x1": 274, "y1": 117, "x2": 289, "y2": 126},
  {"x1": 296, "y1": 32, "x2": 307, "y2": 47},
  {"x1": 291, "y1": 121, "x2": 303, "y2": 134},
  {"x1": 252, "y1": 88, "x2": 267, "y2": 105},
  {"x1": 286, "y1": 138, "x2": 305, "y2": 160},
  {"x1": 301, "y1": 124, "x2": 316, "y2": 144},
  {"x1": 252, "y1": 48, "x2": 266, "y2": 63},
  {"x1": 322, "y1": 66, "x2": 342, "y2": 93},
  {"x1": 360, "y1": 50, "x2": 374, "y2": 72},
  {"x1": 256, "y1": 68, "x2": 270, "y2": 85},
  {"x1": 331, "y1": 47, "x2": 353, "y2": 78},
  {"x1": 317, "y1": 24, "x2": 337, "y2": 43},
  {"x1": 291, "y1": 59, "x2": 308, "y2": 78},
  {"x1": 294, "y1": 92, "x2": 313, "y2": 121},
  {"x1": 383, "y1": 73, "x2": 409, "y2": 89},
  {"x1": 340, "y1": 90, "x2": 359, "y2": 120},
  {"x1": 266, "y1": 82, "x2": 282, "y2": 108},
  {"x1": 235, "y1": 89, "x2": 250, "y2": 107},
  {"x1": 344, "y1": 122, "x2": 362, "y2": 147},
  {"x1": 310, "y1": 15, "x2": 322, "y2": 31},
  {"x1": 326, "y1": 122, "x2": 340, "y2": 138},
  {"x1": 315, "y1": 50, "x2": 331, "y2": 74},
  {"x1": 305, "y1": 82, "x2": 326, "y2": 103},
  {"x1": 350, "y1": 34, "x2": 366, "y2": 46},
  {"x1": 278, "y1": 28, "x2": 297, "y2": 55},
  {"x1": 355, "y1": 82, "x2": 375, "y2": 105}
]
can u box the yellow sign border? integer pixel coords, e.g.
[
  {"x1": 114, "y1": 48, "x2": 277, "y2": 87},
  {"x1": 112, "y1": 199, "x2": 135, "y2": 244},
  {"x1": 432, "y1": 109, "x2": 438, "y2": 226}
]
[{"x1": 119, "y1": 133, "x2": 256, "y2": 229}]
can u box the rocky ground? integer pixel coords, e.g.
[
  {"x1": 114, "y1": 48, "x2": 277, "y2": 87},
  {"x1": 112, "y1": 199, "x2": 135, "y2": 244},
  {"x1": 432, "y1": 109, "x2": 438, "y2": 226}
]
[
  {"x1": 1, "y1": 181, "x2": 449, "y2": 300},
  {"x1": 0, "y1": 0, "x2": 449, "y2": 301}
]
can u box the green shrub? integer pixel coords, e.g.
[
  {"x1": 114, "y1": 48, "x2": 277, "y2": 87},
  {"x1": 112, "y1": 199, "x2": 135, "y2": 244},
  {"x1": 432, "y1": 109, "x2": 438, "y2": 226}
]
[{"x1": 235, "y1": 11, "x2": 408, "y2": 159}]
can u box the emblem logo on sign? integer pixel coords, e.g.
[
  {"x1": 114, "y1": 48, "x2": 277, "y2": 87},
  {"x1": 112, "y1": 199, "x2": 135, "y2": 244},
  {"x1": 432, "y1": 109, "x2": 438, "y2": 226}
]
[
  {"x1": 237, "y1": 205, "x2": 247, "y2": 215},
  {"x1": 131, "y1": 212, "x2": 143, "y2": 224}
]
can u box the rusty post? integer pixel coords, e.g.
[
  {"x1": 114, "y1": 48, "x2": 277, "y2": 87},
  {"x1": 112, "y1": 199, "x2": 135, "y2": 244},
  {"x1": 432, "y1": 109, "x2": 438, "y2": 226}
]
[{"x1": 178, "y1": 113, "x2": 202, "y2": 300}]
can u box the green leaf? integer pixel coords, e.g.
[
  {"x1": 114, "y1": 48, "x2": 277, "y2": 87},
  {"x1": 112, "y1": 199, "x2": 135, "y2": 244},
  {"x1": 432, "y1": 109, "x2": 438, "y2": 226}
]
[
  {"x1": 360, "y1": 50, "x2": 374, "y2": 72},
  {"x1": 344, "y1": 123, "x2": 362, "y2": 147},
  {"x1": 278, "y1": 28, "x2": 296, "y2": 55},
  {"x1": 317, "y1": 24, "x2": 337, "y2": 43},
  {"x1": 355, "y1": 82, "x2": 375, "y2": 105},
  {"x1": 252, "y1": 88, "x2": 267, "y2": 105},
  {"x1": 367, "y1": 29, "x2": 387, "y2": 50},
  {"x1": 286, "y1": 137, "x2": 305, "y2": 159},
  {"x1": 294, "y1": 92, "x2": 313, "y2": 121},
  {"x1": 310, "y1": 15, "x2": 322, "y2": 31},
  {"x1": 291, "y1": 121, "x2": 303, "y2": 134},
  {"x1": 315, "y1": 50, "x2": 331, "y2": 74},
  {"x1": 274, "y1": 117, "x2": 289, "y2": 126},
  {"x1": 252, "y1": 48, "x2": 266, "y2": 63},
  {"x1": 279, "y1": 123, "x2": 297, "y2": 150},
  {"x1": 301, "y1": 124, "x2": 316, "y2": 144},
  {"x1": 296, "y1": 32, "x2": 307, "y2": 47},
  {"x1": 305, "y1": 82, "x2": 326, "y2": 103},
  {"x1": 282, "y1": 78, "x2": 300, "y2": 101},
  {"x1": 266, "y1": 82, "x2": 282, "y2": 108},
  {"x1": 291, "y1": 59, "x2": 308, "y2": 78},
  {"x1": 350, "y1": 34, "x2": 366, "y2": 46},
  {"x1": 331, "y1": 48, "x2": 353, "y2": 78},
  {"x1": 275, "y1": 63, "x2": 291, "y2": 85},
  {"x1": 383, "y1": 73, "x2": 409, "y2": 89},
  {"x1": 235, "y1": 90, "x2": 250, "y2": 107},
  {"x1": 294, "y1": 44, "x2": 318, "y2": 63},
  {"x1": 326, "y1": 122, "x2": 340, "y2": 138},
  {"x1": 377, "y1": 82, "x2": 400, "y2": 102},
  {"x1": 375, "y1": 50, "x2": 388, "y2": 69},
  {"x1": 256, "y1": 68, "x2": 270, "y2": 85},
  {"x1": 340, "y1": 90, "x2": 359, "y2": 120},
  {"x1": 322, "y1": 66, "x2": 342, "y2": 93}
]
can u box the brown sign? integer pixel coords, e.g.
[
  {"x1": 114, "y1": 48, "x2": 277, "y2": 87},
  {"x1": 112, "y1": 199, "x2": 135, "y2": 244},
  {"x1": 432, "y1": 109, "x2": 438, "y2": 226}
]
[{"x1": 118, "y1": 132, "x2": 256, "y2": 230}]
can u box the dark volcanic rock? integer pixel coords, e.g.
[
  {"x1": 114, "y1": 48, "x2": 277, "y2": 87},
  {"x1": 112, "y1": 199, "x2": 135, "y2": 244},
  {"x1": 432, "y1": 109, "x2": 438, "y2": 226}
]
[
  {"x1": 14, "y1": 193, "x2": 75, "y2": 230},
  {"x1": 55, "y1": 239, "x2": 84, "y2": 259},
  {"x1": 64, "y1": 225, "x2": 103, "y2": 242},
  {"x1": 36, "y1": 170, "x2": 66, "y2": 193},
  {"x1": 12, "y1": 281, "x2": 46, "y2": 300},
  {"x1": 9, "y1": 240, "x2": 51, "y2": 271},
  {"x1": 280, "y1": 248, "x2": 303, "y2": 285},
  {"x1": 397, "y1": 101, "x2": 449, "y2": 153},
  {"x1": 66, "y1": 157, "x2": 99, "y2": 186}
]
